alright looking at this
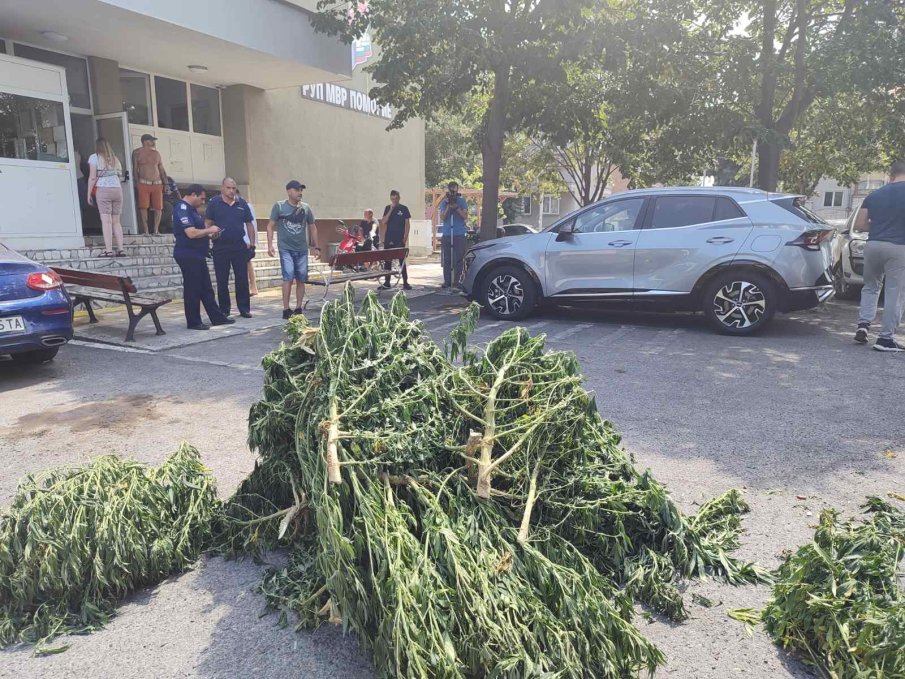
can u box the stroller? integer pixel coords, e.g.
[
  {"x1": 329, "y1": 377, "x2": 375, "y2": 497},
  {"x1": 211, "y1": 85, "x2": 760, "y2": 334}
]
[
  {"x1": 337, "y1": 220, "x2": 364, "y2": 255},
  {"x1": 336, "y1": 221, "x2": 369, "y2": 272}
]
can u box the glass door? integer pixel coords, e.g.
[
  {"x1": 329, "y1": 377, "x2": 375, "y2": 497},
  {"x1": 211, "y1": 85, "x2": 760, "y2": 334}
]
[{"x1": 94, "y1": 112, "x2": 138, "y2": 234}]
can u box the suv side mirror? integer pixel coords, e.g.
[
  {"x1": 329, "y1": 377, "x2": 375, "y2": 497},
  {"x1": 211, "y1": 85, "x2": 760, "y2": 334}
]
[{"x1": 555, "y1": 228, "x2": 574, "y2": 242}]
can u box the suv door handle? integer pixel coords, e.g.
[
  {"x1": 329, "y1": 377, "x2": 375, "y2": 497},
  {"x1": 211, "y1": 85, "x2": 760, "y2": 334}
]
[
  {"x1": 608, "y1": 240, "x2": 633, "y2": 247},
  {"x1": 706, "y1": 236, "x2": 734, "y2": 244}
]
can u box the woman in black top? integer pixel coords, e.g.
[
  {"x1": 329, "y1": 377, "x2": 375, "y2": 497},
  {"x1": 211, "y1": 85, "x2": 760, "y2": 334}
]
[{"x1": 357, "y1": 209, "x2": 377, "y2": 251}]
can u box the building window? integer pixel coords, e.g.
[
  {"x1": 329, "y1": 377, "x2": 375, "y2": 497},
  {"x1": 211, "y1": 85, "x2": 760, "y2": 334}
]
[
  {"x1": 823, "y1": 191, "x2": 843, "y2": 207},
  {"x1": 0, "y1": 93, "x2": 69, "y2": 162},
  {"x1": 155, "y1": 76, "x2": 189, "y2": 131},
  {"x1": 542, "y1": 195, "x2": 560, "y2": 215},
  {"x1": 0, "y1": 40, "x2": 6, "y2": 54},
  {"x1": 858, "y1": 180, "x2": 885, "y2": 192},
  {"x1": 120, "y1": 69, "x2": 152, "y2": 126},
  {"x1": 190, "y1": 84, "x2": 221, "y2": 136},
  {"x1": 12, "y1": 43, "x2": 91, "y2": 111},
  {"x1": 505, "y1": 196, "x2": 531, "y2": 216}
]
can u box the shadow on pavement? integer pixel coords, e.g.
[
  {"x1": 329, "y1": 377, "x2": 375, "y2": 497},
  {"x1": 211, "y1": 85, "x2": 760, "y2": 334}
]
[{"x1": 192, "y1": 555, "x2": 373, "y2": 679}]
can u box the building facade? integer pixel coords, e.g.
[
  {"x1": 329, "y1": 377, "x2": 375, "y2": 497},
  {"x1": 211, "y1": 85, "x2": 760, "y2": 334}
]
[
  {"x1": 0, "y1": 0, "x2": 425, "y2": 251},
  {"x1": 803, "y1": 173, "x2": 888, "y2": 221}
]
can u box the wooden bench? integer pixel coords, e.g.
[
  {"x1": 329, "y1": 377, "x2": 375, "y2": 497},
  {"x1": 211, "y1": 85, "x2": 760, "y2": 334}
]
[
  {"x1": 305, "y1": 247, "x2": 408, "y2": 308},
  {"x1": 52, "y1": 267, "x2": 171, "y2": 342}
]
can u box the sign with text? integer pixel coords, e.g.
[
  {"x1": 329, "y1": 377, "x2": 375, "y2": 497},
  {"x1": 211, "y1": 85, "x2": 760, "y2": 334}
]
[
  {"x1": 352, "y1": 33, "x2": 374, "y2": 68},
  {"x1": 300, "y1": 83, "x2": 393, "y2": 120}
]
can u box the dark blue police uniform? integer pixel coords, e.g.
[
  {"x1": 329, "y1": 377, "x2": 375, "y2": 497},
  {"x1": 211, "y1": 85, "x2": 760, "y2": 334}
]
[
  {"x1": 173, "y1": 200, "x2": 229, "y2": 328},
  {"x1": 206, "y1": 194, "x2": 254, "y2": 316}
]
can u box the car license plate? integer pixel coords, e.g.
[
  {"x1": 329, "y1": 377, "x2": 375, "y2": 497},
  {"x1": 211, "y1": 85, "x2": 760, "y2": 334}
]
[{"x1": 0, "y1": 316, "x2": 26, "y2": 334}]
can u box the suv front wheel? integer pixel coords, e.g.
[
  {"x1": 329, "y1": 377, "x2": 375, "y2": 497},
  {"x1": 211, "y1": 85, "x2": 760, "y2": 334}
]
[
  {"x1": 702, "y1": 271, "x2": 777, "y2": 335},
  {"x1": 479, "y1": 265, "x2": 537, "y2": 321}
]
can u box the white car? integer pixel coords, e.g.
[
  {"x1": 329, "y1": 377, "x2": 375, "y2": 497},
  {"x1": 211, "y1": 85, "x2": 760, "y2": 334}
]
[{"x1": 831, "y1": 212, "x2": 867, "y2": 300}]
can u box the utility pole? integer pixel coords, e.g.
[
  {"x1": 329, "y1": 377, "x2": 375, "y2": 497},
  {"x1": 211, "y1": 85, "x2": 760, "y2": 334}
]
[
  {"x1": 749, "y1": 140, "x2": 758, "y2": 188},
  {"x1": 538, "y1": 192, "x2": 544, "y2": 230}
]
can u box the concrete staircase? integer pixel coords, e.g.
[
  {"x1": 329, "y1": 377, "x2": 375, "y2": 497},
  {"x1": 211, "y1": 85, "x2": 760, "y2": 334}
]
[{"x1": 19, "y1": 235, "x2": 329, "y2": 303}]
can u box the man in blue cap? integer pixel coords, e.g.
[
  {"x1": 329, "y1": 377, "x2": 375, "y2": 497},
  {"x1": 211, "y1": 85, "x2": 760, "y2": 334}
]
[
  {"x1": 267, "y1": 180, "x2": 320, "y2": 319},
  {"x1": 205, "y1": 177, "x2": 256, "y2": 318},
  {"x1": 172, "y1": 185, "x2": 235, "y2": 330}
]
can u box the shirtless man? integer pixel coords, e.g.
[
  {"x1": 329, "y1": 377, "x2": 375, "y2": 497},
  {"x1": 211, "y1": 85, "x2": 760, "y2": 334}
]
[{"x1": 132, "y1": 134, "x2": 169, "y2": 235}]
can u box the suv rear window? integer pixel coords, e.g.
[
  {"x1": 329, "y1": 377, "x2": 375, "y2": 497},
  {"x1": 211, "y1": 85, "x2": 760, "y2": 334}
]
[
  {"x1": 714, "y1": 197, "x2": 746, "y2": 221},
  {"x1": 772, "y1": 197, "x2": 828, "y2": 225}
]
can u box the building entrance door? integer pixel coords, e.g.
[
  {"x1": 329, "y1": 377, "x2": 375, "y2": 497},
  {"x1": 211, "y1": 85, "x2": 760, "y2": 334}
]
[{"x1": 94, "y1": 112, "x2": 138, "y2": 235}]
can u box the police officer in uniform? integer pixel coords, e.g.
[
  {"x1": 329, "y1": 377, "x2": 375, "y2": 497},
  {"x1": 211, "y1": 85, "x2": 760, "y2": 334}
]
[
  {"x1": 205, "y1": 177, "x2": 256, "y2": 318},
  {"x1": 173, "y1": 185, "x2": 235, "y2": 330}
]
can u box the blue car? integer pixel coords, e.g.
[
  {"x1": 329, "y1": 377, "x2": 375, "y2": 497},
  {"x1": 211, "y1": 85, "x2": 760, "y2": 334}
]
[{"x1": 0, "y1": 243, "x2": 72, "y2": 364}]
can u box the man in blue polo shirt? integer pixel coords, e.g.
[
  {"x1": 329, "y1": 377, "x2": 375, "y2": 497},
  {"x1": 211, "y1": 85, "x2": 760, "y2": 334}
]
[
  {"x1": 172, "y1": 185, "x2": 235, "y2": 330},
  {"x1": 205, "y1": 177, "x2": 256, "y2": 318},
  {"x1": 438, "y1": 181, "x2": 468, "y2": 289}
]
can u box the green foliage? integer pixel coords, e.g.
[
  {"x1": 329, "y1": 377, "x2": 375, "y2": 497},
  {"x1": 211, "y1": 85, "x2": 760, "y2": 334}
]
[
  {"x1": 425, "y1": 106, "x2": 482, "y2": 189},
  {"x1": 0, "y1": 444, "x2": 219, "y2": 651},
  {"x1": 689, "y1": 0, "x2": 905, "y2": 190},
  {"x1": 425, "y1": 108, "x2": 564, "y2": 196},
  {"x1": 227, "y1": 286, "x2": 765, "y2": 677},
  {"x1": 762, "y1": 498, "x2": 905, "y2": 678},
  {"x1": 780, "y1": 92, "x2": 905, "y2": 195},
  {"x1": 314, "y1": 0, "x2": 609, "y2": 238}
]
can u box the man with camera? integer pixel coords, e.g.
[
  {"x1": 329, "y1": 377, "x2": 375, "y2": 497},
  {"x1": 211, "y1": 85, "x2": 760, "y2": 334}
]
[{"x1": 438, "y1": 181, "x2": 469, "y2": 290}]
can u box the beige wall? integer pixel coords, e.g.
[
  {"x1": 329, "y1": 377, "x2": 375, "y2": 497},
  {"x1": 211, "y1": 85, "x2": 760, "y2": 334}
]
[{"x1": 234, "y1": 85, "x2": 424, "y2": 221}]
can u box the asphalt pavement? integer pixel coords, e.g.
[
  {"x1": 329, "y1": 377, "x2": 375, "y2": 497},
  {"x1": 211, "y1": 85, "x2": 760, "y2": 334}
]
[{"x1": 0, "y1": 285, "x2": 903, "y2": 679}]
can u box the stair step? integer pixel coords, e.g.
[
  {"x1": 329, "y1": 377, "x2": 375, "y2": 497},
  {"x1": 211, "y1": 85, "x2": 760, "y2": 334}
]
[{"x1": 83, "y1": 234, "x2": 179, "y2": 247}]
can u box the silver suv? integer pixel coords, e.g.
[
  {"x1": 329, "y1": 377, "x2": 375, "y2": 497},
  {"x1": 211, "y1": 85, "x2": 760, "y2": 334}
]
[{"x1": 462, "y1": 188, "x2": 836, "y2": 335}]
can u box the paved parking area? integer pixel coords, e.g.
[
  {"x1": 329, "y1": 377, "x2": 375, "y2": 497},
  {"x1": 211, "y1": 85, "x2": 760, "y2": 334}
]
[{"x1": 0, "y1": 289, "x2": 902, "y2": 679}]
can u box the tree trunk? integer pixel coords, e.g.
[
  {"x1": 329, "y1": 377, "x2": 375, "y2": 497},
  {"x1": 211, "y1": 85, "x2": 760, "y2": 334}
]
[
  {"x1": 480, "y1": 68, "x2": 511, "y2": 242},
  {"x1": 757, "y1": 139, "x2": 781, "y2": 192}
]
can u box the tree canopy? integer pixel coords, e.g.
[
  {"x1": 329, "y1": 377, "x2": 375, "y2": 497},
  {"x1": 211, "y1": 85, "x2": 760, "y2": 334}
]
[
  {"x1": 700, "y1": 0, "x2": 905, "y2": 190},
  {"x1": 314, "y1": 0, "x2": 608, "y2": 239},
  {"x1": 315, "y1": 0, "x2": 905, "y2": 231}
]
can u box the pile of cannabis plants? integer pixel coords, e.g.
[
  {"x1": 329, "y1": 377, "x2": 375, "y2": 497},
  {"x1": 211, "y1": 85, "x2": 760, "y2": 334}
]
[
  {"x1": 0, "y1": 444, "x2": 218, "y2": 651},
  {"x1": 762, "y1": 497, "x2": 905, "y2": 678},
  {"x1": 218, "y1": 288, "x2": 765, "y2": 678}
]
